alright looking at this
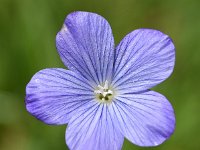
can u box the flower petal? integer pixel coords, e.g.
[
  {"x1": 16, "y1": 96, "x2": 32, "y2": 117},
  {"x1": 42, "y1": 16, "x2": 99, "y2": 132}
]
[
  {"x1": 66, "y1": 103, "x2": 124, "y2": 150},
  {"x1": 112, "y1": 29, "x2": 175, "y2": 92},
  {"x1": 25, "y1": 68, "x2": 94, "y2": 125},
  {"x1": 109, "y1": 90, "x2": 175, "y2": 146},
  {"x1": 56, "y1": 11, "x2": 115, "y2": 85}
]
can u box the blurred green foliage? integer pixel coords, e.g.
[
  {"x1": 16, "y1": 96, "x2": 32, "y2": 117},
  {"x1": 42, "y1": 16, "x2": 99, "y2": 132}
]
[{"x1": 0, "y1": 0, "x2": 200, "y2": 149}]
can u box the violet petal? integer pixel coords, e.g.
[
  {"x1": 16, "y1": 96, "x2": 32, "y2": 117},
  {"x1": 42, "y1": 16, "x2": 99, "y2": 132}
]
[
  {"x1": 56, "y1": 11, "x2": 115, "y2": 85},
  {"x1": 66, "y1": 103, "x2": 124, "y2": 150},
  {"x1": 112, "y1": 29, "x2": 175, "y2": 93},
  {"x1": 26, "y1": 68, "x2": 93, "y2": 125},
  {"x1": 109, "y1": 90, "x2": 175, "y2": 146}
]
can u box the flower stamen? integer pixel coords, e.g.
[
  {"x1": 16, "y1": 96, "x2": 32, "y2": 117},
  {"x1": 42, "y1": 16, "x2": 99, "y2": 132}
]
[{"x1": 94, "y1": 80, "x2": 113, "y2": 102}]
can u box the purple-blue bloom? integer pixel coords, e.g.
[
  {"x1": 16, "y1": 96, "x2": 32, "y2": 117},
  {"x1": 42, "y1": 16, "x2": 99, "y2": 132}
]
[{"x1": 25, "y1": 11, "x2": 175, "y2": 150}]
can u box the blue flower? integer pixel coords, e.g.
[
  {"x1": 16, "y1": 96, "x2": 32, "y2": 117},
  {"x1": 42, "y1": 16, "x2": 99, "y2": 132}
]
[{"x1": 26, "y1": 11, "x2": 175, "y2": 150}]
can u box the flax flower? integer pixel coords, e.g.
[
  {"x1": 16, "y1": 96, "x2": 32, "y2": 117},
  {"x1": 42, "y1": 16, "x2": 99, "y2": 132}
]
[{"x1": 26, "y1": 11, "x2": 175, "y2": 150}]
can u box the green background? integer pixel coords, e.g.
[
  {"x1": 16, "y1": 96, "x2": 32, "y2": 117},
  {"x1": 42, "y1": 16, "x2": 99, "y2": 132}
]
[{"x1": 0, "y1": 0, "x2": 200, "y2": 149}]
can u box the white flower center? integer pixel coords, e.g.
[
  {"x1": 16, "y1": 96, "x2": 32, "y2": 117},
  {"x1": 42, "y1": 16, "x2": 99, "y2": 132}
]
[{"x1": 94, "y1": 80, "x2": 113, "y2": 102}]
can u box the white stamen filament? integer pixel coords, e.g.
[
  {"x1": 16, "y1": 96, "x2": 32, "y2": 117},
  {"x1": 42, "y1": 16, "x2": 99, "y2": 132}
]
[{"x1": 94, "y1": 80, "x2": 113, "y2": 102}]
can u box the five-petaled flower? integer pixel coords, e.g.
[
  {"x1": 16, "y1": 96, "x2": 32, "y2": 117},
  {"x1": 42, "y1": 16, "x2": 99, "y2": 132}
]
[{"x1": 25, "y1": 11, "x2": 175, "y2": 150}]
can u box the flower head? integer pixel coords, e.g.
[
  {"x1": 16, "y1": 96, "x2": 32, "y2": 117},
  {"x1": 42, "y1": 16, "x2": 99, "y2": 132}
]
[{"x1": 26, "y1": 11, "x2": 175, "y2": 150}]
